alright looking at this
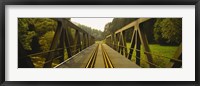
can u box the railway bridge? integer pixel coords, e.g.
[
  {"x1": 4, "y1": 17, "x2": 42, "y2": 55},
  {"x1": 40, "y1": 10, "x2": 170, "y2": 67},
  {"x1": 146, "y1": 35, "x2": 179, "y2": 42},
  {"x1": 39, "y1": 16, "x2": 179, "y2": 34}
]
[{"x1": 18, "y1": 18, "x2": 182, "y2": 68}]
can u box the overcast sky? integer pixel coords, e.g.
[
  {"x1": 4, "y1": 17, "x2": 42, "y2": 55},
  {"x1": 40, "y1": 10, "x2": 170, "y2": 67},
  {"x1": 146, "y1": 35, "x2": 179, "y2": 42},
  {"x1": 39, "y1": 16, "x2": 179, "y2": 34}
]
[{"x1": 71, "y1": 18, "x2": 113, "y2": 31}]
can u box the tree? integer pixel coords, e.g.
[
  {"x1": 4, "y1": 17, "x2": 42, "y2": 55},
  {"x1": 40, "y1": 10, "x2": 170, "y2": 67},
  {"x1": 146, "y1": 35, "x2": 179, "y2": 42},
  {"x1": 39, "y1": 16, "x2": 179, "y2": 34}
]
[
  {"x1": 154, "y1": 18, "x2": 182, "y2": 45},
  {"x1": 18, "y1": 18, "x2": 36, "y2": 51},
  {"x1": 39, "y1": 31, "x2": 55, "y2": 51},
  {"x1": 74, "y1": 22, "x2": 104, "y2": 41}
]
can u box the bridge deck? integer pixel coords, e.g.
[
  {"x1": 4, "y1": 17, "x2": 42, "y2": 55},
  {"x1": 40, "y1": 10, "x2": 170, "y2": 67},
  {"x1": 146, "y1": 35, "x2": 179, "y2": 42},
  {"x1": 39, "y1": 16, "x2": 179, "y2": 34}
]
[
  {"x1": 55, "y1": 44, "x2": 98, "y2": 68},
  {"x1": 94, "y1": 44, "x2": 105, "y2": 68},
  {"x1": 55, "y1": 43, "x2": 140, "y2": 68},
  {"x1": 103, "y1": 44, "x2": 140, "y2": 68}
]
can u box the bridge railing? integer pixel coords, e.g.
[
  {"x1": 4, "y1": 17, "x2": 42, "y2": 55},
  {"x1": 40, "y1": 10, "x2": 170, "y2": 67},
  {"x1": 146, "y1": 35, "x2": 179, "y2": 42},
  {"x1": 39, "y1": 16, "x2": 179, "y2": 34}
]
[
  {"x1": 105, "y1": 18, "x2": 182, "y2": 68},
  {"x1": 19, "y1": 18, "x2": 95, "y2": 68}
]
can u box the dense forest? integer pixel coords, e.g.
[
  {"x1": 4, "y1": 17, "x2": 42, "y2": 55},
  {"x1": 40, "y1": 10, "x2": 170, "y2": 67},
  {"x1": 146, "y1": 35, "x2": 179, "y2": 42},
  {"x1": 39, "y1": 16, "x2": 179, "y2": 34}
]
[
  {"x1": 103, "y1": 18, "x2": 182, "y2": 45},
  {"x1": 18, "y1": 18, "x2": 57, "y2": 53},
  {"x1": 73, "y1": 22, "x2": 104, "y2": 41},
  {"x1": 18, "y1": 18, "x2": 103, "y2": 53}
]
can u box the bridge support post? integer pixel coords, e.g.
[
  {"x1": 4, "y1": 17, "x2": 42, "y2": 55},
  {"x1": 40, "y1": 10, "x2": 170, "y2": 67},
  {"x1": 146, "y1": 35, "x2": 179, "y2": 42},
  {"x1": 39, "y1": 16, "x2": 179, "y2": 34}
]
[
  {"x1": 137, "y1": 24, "x2": 155, "y2": 68},
  {"x1": 74, "y1": 30, "x2": 81, "y2": 53},
  {"x1": 59, "y1": 28, "x2": 65, "y2": 63},
  {"x1": 87, "y1": 34, "x2": 89, "y2": 47},
  {"x1": 117, "y1": 34, "x2": 121, "y2": 53},
  {"x1": 64, "y1": 24, "x2": 73, "y2": 58},
  {"x1": 113, "y1": 35, "x2": 116, "y2": 50},
  {"x1": 43, "y1": 19, "x2": 63, "y2": 68},
  {"x1": 118, "y1": 33, "x2": 123, "y2": 55},
  {"x1": 168, "y1": 43, "x2": 182, "y2": 68},
  {"x1": 122, "y1": 32, "x2": 128, "y2": 57},
  {"x1": 82, "y1": 33, "x2": 86, "y2": 49},
  {"x1": 128, "y1": 29, "x2": 136, "y2": 60},
  {"x1": 135, "y1": 31, "x2": 141, "y2": 66}
]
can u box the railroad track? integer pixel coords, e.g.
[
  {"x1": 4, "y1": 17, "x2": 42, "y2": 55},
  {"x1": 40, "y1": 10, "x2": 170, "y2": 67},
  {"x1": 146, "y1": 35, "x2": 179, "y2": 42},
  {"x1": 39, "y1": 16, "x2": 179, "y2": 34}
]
[
  {"x1": 85, "y1": 43, "x2": 114, "y2": 68},
  {"x1": 85, "y1": 44, "x2": 99, "y2": 68},
  {"x1": 101, "y1": 44, "x2": 114, "y2": 68}
]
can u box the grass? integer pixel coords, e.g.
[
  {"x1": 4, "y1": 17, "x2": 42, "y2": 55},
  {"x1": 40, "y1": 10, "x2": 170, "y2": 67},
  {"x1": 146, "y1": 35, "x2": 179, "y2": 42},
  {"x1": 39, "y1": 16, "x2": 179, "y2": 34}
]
[{"x1": 126, "y1": 43, "x2": 179, "y2": 68}]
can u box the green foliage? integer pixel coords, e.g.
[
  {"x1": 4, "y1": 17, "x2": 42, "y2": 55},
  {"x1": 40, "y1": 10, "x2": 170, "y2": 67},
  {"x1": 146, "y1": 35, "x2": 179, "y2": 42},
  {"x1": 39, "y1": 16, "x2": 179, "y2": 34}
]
[
  {"x1": 74, "y1": 22, "x2": 104, "y2": 41},
  {"x1": 104, "y1": 18, "x2": 137, "y2": 34},
  {"x1": 18, "y1": 18, "x2": 57, "y2": 51},
  {"x1": 18, "y1": 18, "x2": 58, "y2": 68},
  {"x1": 154, "y1": 18, "x2": 182, "y2": 45},
  {"x1": 139, "y1": 19, "x2": 156, "y2": 43},
  {"x1": 18, "y1": 19, "x2": 36, "y2": 50},
  {"x1": 103, "y1": 18, "x2": 137, "y2": 42},
  {"x1": 91, "y1": 29, "x2": 103, "y2": 40},
  {"x1": 39, "y1": 31, "x2": 55, "y2": 51},
  {"x1": 103, "y1": 18, "x2": 182, "y2": 45},
  {"x1": 32, "y1": 18, "x2": 57, "y2": 36},
  {"x1": 103, "y1": 22, "x2": 112, "y2": 38}
]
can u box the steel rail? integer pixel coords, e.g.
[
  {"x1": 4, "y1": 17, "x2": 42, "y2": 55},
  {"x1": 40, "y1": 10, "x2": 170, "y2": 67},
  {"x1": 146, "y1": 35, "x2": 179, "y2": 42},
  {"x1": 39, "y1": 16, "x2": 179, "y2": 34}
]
[
  {"x1": 85, "y1": 44, "x2": 99, "y2": 68},
  {"x1": 101, "y1": 44, "x2": 114, "y2": 68}
]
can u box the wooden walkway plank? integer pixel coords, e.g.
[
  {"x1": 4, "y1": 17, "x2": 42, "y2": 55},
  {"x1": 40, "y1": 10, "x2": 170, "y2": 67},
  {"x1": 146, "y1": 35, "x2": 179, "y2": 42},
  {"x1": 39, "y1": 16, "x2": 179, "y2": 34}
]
[
  {"x1": 102, "y1": 44, "x2": 140, "y2": 68},
  {"x1": 94, "y1": 44, "x2": 105, "y2": 68},
  {"x1": 55, "y1": 44, "x2": 98, "y2": 68},
  {"x1": 55, "y1": 43, "x2": 140, "y2": 68}
]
